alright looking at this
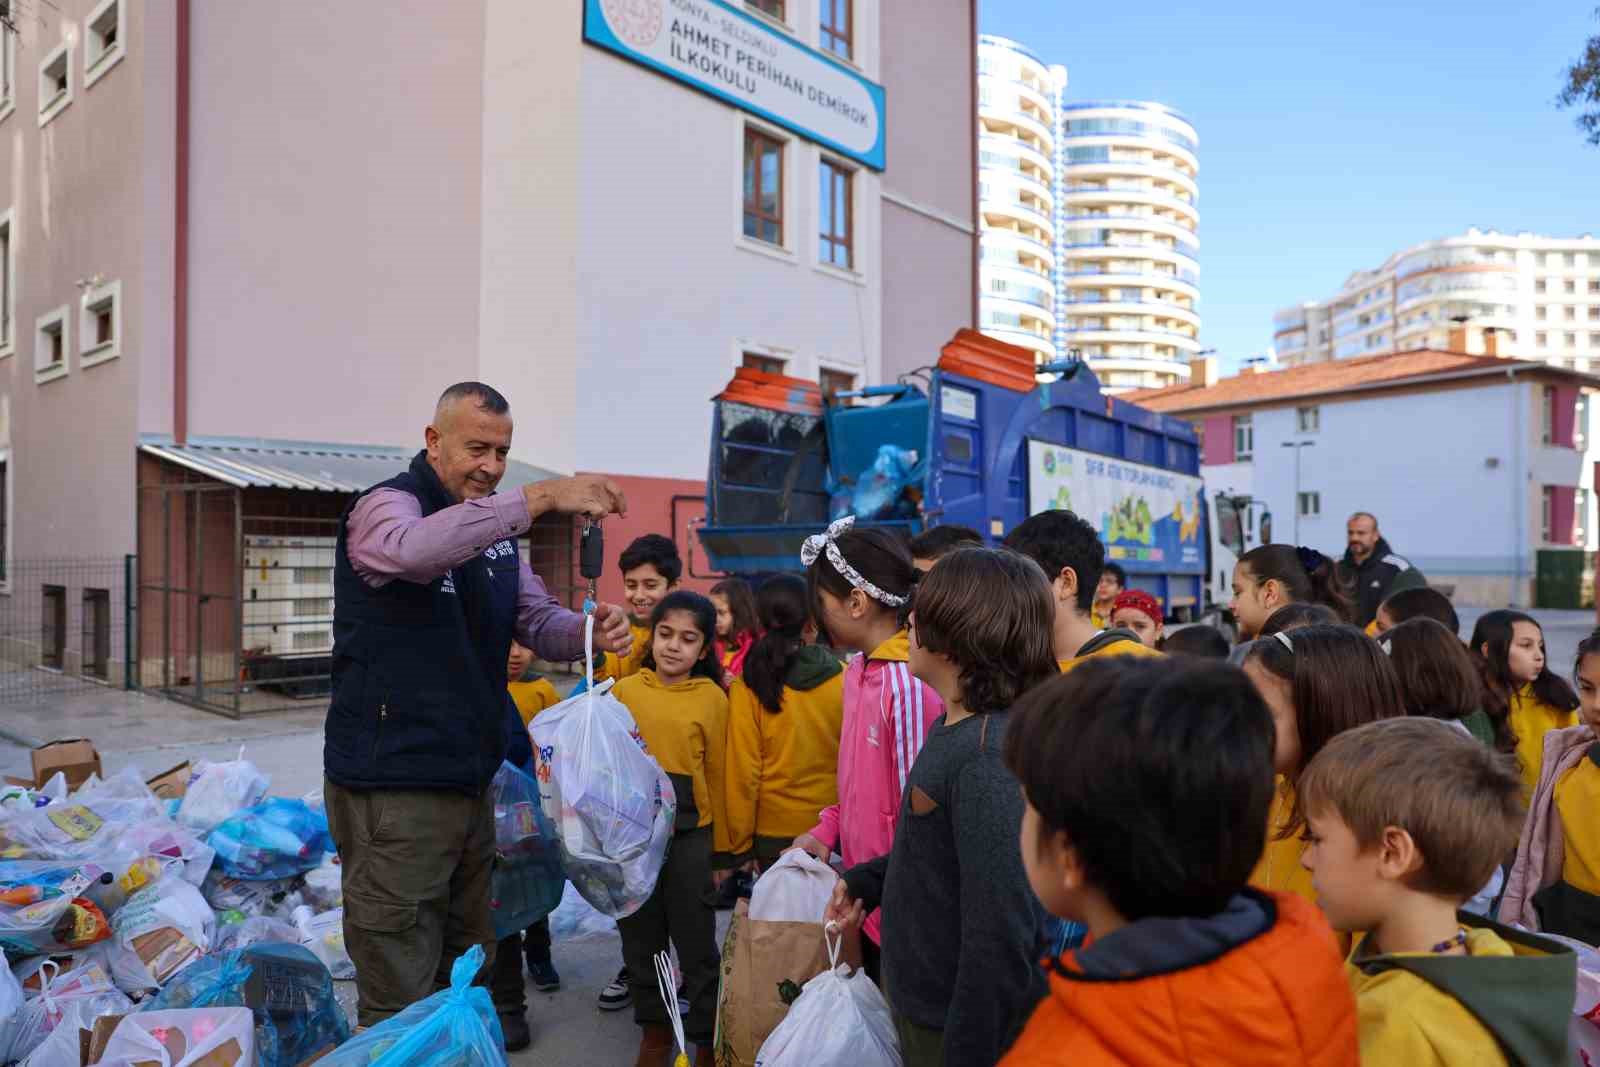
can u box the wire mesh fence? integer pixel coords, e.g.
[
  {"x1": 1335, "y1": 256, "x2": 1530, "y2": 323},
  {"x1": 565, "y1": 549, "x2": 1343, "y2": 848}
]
[{"x1": 0, "y1": 557, "x2": 135, "y2": 705}]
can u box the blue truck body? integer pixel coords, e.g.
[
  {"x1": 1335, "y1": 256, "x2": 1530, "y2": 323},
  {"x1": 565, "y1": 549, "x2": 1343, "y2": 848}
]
[{"x1": 696, "y1": 360, "x2": 1211, "y2": 616}]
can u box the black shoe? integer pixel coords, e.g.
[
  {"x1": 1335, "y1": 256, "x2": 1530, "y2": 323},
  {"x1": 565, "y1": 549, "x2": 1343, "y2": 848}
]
[
  {"x1": 528, "y1": 957, "x2": 561, "y2": 993},
  {"x1": 499, "y1": 1012, "x2": 532, "y2": 1053},
  {"x1": 598, "y1": 967, "x2": 632, "y2": 1011}
]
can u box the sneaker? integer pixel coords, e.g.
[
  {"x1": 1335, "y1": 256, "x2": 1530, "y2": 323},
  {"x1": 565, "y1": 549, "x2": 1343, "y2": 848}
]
[
  {"x1": 499, "y1": 1012, "x2": 532, "y2": 1053},
  {"x1": 598, "y1": 967, "x2": 633, "y2": 1011},
  {"x1": 528, "y1": 958, "x2": 561, "y2": 993}
]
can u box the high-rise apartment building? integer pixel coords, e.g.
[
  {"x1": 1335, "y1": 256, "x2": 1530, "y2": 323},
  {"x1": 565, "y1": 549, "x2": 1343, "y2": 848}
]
[
  {"x1": 1274, "y1": 229, "x2": 1600, "y2": 369},
  {"x1": 977, "y1": 36, "x2": 1200, "y2": 391}
]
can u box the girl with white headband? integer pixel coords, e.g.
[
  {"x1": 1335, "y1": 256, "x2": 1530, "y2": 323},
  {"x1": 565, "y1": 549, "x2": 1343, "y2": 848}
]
[{"x1": 789, "y1": 516, "x2": 943, "y2": 979}]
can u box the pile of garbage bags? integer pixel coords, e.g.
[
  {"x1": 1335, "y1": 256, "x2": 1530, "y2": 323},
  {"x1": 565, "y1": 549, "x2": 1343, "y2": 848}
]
[{"x1": 0, "y1": 755, "x2": 355, "y2": 1067}]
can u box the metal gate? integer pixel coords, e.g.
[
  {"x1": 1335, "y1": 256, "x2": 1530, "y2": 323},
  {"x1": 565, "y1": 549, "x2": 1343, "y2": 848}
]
[{"x1": 0, "y1": 557, "x2": 136, "y2": 704}]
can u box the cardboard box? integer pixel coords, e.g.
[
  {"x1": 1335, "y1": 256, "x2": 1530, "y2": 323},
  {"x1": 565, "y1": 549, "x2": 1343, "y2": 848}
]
[
  {"x1": 2, "y1": 738, "x2": 102, "y2": 791},
  {"x1": 146, "y1": 761, "x2": 192, "y2": 801},
  {"x1": 86, "y1": 1013, "x2": 127, "y2": 1065}
]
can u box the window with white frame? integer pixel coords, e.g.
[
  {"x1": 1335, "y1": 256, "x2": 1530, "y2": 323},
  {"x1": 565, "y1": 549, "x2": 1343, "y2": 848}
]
[
  {"x1": 38, "y1": 39, "x2": 71, "y2": 126},
  {"x1": 819, "y1": 365, "x2": 857, "y2": 402},
  {"x1": 1296, "y1": 406, "x2": 1320, "y2": 433},
  {"x1": 34, "y1": 305, "x2": 68, "y2": 382},
  {"x1": 1232, "y1": 414, "x2": 1253, "y2": 461},
  {"x1": 0, "y1": 24, "x2": 15, "y2": 122},
  {"x1": 0, "y1": 209, "x2": 12, "y2": 356},
  {"x1": 84, "y1": 0, "x2": 125, "y2": 87},
  {"x1": 79, "y1": 279, "x2": 120, "y2": 366},
  {"x1": 1580, "y1": 487, "x2": 1593, "y2": 544},
  {"x1": 1297, "y1": 491, "x2": 1321, "y2": 517}
]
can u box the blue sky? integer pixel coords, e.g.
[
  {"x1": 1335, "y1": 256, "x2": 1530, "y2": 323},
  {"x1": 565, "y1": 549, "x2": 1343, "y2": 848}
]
[{"x1": 981, "y1": 0, "x2": 1600, "y2": 369}]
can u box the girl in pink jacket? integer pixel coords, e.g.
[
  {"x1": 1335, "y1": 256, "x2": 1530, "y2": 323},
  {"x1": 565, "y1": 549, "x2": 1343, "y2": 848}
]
[{"x1": 792, "y1": 517, "x2": 943, "y2": 957}]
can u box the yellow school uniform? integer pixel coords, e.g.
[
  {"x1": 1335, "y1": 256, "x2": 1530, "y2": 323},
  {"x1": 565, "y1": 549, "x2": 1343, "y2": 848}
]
[
  {"x1": 1347, "y1": 931, "x2": 1511, "y2": 1066},
  {"x1": 722, "y1": 647, "x2": 845, "y2": 862},
  {"x1": 1557, "y1": 753, "x2": 1600, "y2": 895},
  {"x1": 592, "y1": 618, "x2": 653, "y2": 685},
  {"x1": 508, "y1": 677, "x2": 561, "y2": 727},
  {"x1": 1058, "y1": 635, "x2": 1163, "y2": 674},
  {"x1": 613, "y1": 669, "x2": 729, "y2": 836},
  {"x1": 1509, "y1": 685, "x2": 1578, "y2": 796},
  {"x1": 1250, "y1": 778, "x2": 1318, "y2": 904}
]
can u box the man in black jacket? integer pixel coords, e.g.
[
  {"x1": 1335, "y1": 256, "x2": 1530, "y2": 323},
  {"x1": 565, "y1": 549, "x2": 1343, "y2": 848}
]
[
  {"x1": 1340, "y1": 512, "x2": 1426, "y2": 627},
  {"x1": 323, "y1": 382, "x2": 634, "y2": 1046}
]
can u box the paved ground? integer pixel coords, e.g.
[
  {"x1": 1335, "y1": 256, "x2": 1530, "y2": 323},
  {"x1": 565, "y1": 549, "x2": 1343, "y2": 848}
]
[{"x1": 2, "y1": 606, "x2": 1594, "y2": 1064}]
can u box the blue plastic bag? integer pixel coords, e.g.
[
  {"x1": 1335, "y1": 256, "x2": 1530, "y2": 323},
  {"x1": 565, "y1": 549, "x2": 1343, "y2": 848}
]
[
  {"x1": 145, "y1": 943, "x2": 351, "y2": 1067},
  {"x1": 208, "y1": 799, "x2": 334, "y2": 880},
  {"x1": 319, "y1": 944, "x2": 506, "y2": 1067},
  {"x1": 489, "y1": 762, "x2": 565, "y2": 939},
  {"x1": 849, "y1": 445, "x2": 921, "y2": 521}
]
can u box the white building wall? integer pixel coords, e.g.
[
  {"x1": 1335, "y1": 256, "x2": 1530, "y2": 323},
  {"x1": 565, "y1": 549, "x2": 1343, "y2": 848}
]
[
  {"x1": 570, "y1": 39, "x2": 883, "y2": 481},
  {"x1": 1201, "y1": 383, "x2": 1548, "y2": 605}
]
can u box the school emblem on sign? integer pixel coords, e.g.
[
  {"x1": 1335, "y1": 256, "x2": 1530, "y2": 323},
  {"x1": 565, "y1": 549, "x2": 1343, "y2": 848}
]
[{"x1": 601, "y1": 0, "x2": 663, "y2": 48}]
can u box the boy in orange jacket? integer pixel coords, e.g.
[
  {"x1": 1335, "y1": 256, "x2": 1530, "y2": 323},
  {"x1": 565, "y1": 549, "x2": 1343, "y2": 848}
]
[{"x1": 999, "y1": 657, "x2": 1359, "y2": 1066}]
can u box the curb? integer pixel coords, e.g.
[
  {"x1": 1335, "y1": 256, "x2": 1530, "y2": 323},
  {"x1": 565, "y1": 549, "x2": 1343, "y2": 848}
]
[{"x1": 0, "y1": 721, "x2": 44, "y2": 749}]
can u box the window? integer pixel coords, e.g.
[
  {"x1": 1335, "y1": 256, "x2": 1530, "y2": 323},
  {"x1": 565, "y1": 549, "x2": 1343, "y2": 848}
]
[
  {"x1": 1297, "y1": 492, "x2": 1321, "y2": 517},
  {"x1": 1232, "y1": 414, "x2": 1253, "y2": 461},
  {"x1": 1581, "y1": 488, "x2": 1594, "y2": 543},
  {"x1": 34, "y1": 305, "x2": 68, "y2": 383},
  {"x1": 819, "y1": 366, "x2": 856, "y2": 401},
  {"x1": 1578, "y1": 394, "x2": 1590, "y2": 450},
  {"x1": 1568, "y1": 280, "x2": 1579, "y2": 295},
  {"x1": 1538, "y1": 331, "x2": 1549, "y2": 348},
  {"x1": 819, "y1": 159, "x2": 853, "y2": 269},
  {"x1": 0, "y1": 209, "x2": 12, "y2": 356},
  {"x1": 1537, "y1": 306, "x2": 1548, "y2": 321},
  {"x1": 1296, "y1": 406, "x2": 1320, "y2": 433},
  {"x1": 1569, "y1": 306, "x2": 1580, "y2": 321},
  {"x1": 746, "y1": 0, "x2": 785, "y2": 21},
  {"x1": 742, "y1": 128, "x2": 784, "y2": 246},
  {"x1": 742, "y1": 351, "x2": 786, "y2": 376},
  {"x1": 819, "y1": 0, "x2": 850, "y2": 58},
  {"x1": 79, "y1": 280, "x2": 120, "y2": 366},
  {"x1": 1570, "y1": 333, "x2": 1580, "y2": 349},
  {"x1": 1591, "y1": 280, "x2": 1600, "y2": 293},
  {"x1": 1536, "y1": 280, "x2": 1547, "y2": 294},
  {"x1": 0, "y1": 25, "x2": 15, "y2": 122},
  {"x1": 41, "y1": 584, "x2": 65, "y2": 670},
  {"x1": 1590, "y1": 307, "x2": 1600, "y2": 321},
  {"x1": 37, "y1": 39, "x2": 71, "y2": 127},
  {"x1": 1543, "y1": 385, "x2": 1556, "y2": 445},
  {"x1": 82, "y1": 587, "x2": 110, "y2": 680},
  {"x1": 84, "y1": 0, "x2": 125, "y2": 87}
]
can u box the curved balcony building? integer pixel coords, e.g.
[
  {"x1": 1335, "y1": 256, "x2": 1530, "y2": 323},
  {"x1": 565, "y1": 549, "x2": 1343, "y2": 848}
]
[{"x1": 1057, "y1": 100, "x2": 1201, "y2": 391}]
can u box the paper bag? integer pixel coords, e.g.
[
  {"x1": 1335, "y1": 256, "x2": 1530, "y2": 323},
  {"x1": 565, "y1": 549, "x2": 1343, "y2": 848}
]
[{"x1": 713, "y1": 904, "x2": 833, "y2": 1067}]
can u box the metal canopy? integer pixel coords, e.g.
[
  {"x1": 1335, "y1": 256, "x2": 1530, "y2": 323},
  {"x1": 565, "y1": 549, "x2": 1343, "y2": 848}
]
[{"x1": 138, "y1": 434, "x2": 562, "y2": 493}]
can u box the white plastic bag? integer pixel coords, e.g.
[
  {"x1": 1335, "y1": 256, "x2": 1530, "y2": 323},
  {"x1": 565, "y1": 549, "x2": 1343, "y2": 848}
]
[
  {"x1": 291, "y1": 905, "x2": 355, "y2": 980},
  {"x1": 202, "y1": 870, "x2": 294, "y2": 917},
  {"x1": 176, "y1": 752, "x2": 271, "y2": 836},
  {"x1": 111, "y1": 876, "x2": 215, "y2": 988},
  {"x1": 7, "y1": 961, "x2": 133, "y2": 1064},
  {"x1": 530, "y1": 616, "x2": 676, "y2": 919},
  {"x1": 0, "y1": 946, "x2": 23, "y2": 1065},
  {"x1": 301, "y1": 855, "x2": 343, "y2": 911},
  {"x1": 1, "y1": 770, "x2": 166, "y2": 861},
  {"x1": 99, "y1": 1007, "x2": 256, "y2": 1067},
  {"x1": 747, "y1": 851, "x2": 839, "y2": 923},
  {"x1": 547, "y1": 882, "x2": 617, "y2": 942},
  {"x1": 213, "y1": 915, "x2": 302, "y2": 954},
  {"x1": 754, "y1": 928, "x2": 901, "y2": 1067},
  {"x1": 20, "y1": 997, "x2": 100, "y2": 1067}
]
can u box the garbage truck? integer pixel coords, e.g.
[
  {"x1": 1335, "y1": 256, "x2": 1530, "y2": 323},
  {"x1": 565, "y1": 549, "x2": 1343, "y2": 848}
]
[{"x1": 696, "y1": 329, "x2": 1249, "y2": 623}]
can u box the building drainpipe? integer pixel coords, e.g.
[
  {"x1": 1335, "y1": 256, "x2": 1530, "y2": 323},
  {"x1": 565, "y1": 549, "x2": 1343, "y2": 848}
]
[
  {"x1": 173, "y1": 0, "x2": 191, "y2": 445},
  {"x1": 968, "y1": 0, "x2": 978, "y2": 328}
]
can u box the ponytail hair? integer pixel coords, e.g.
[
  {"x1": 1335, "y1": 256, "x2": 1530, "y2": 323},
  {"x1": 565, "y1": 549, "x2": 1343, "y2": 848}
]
[
  {"x1": 642, "y1": 590, "x2": 724, "y2": 687},
  {"x1": 742, "y1": 575, "x2": 809, "y2": 713},
  {"x1": 1238, "y1": 543, "x2": 1354, "y2": 623}
]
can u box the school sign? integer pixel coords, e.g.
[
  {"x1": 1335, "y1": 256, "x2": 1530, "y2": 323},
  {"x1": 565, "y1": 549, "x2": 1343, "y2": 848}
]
[{"x1": 583, "y1": 0, "x2": 888, "y2": 170}]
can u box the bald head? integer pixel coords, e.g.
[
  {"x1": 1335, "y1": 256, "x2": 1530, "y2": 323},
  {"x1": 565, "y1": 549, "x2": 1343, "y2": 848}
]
[
  {"x1": 1347, "y1": 512, "x2": 1379, "y2": 562},
  {"x1": 426, "y1": 382, "x2": 513, "y2": 501}
]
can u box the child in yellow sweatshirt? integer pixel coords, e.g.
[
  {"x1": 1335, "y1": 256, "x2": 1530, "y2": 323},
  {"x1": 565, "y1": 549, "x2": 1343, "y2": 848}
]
[
  {"x1": 1299, "y1": 717, "x2": 1575, "y2": 1066},
  {"x1": 592, "y1": 533, "x2": 680, "y2": 685},
  {"x1": 1469, "y1": 610, "x2": 1579, "y2": 796},
  {"x1": 724, "y1": 575, "x2": 844, "y2": 871},
  {"x1": 611, "y1": 590, "x2": 728, "y2": 1067}
]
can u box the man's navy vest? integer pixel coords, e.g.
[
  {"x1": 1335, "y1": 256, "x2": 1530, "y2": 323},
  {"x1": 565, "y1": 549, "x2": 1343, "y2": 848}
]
[{"x1": 324, "y1": 452, "x2": 520, "y2": 794}]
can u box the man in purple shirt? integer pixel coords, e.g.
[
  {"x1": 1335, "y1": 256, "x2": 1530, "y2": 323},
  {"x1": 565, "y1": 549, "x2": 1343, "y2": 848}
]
[{"x1": 323, "y1": 382, "x2": 632, "y2": 1046}]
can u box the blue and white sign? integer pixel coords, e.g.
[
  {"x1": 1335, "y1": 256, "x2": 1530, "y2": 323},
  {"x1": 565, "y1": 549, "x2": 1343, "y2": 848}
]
[{"x1": 583, "y1": 0, "x2": 887, "y2": 171}]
